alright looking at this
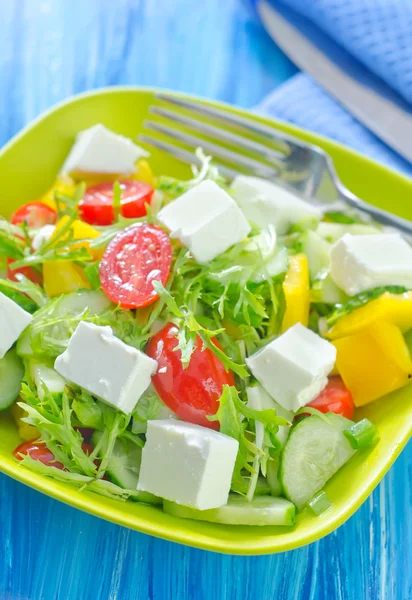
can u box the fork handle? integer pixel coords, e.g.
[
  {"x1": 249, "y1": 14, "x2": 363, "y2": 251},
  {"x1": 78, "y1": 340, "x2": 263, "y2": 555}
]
[{"x1": 339, "y1": 186, "x2": 412, "y2": 237}]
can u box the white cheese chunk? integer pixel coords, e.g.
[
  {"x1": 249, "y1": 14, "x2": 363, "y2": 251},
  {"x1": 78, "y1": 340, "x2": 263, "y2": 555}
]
[
  {"x1": 231, "y1": 175, "x2": 320, "y2": 234},
  {"x1": 54, "y1": 322, "x2": 157, "y2": 414},
  {"x1": 0, "y1": 292, "x2": 33, "y2": 359},
  {"x1": 31, "y1": 225, "x2": 56, "y2": 251},
  {"x1": 60, "y1": 124, "x2": 149, "y2": 176},
  {"x1": 330, "y1": 233, "x2": 412, "y2": 296},
  {"x1": 157, "y1": 180, "x2": 251, "y2": 264},
  {"x1": 137, "y1": 419, "x2": 239, "y2": 509},
  {"x1": 246, "y1": 323, "x2": 336, "y2": 412}
]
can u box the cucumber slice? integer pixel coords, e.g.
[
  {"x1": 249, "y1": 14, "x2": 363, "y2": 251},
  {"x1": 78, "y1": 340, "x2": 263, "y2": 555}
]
[
  {"x1": 0, "y1": 348, "x2": 24, "y2": 410},
  {"x1": 301, "y1": 231, "x2": 331, "y2": 278},
  {"x1": 17, "y1": 290, "x2": 112, "y2": 358},
  {"x1": 16, "y1": 329, "x2": 33, "y2": 357},
  {"x1": 163, "y1": 495, "x2": 296, "y2": 526},
  {"x1": 316, "y1": 222, "x2": 380, "y2": 244},
  {"x1": 280, "y1": 414, "x2": 357, "y2": 511},
  {"x1": 91, "y1": 432, "x2": 161, "y2": 505},
  {"x1": 266, "y1": 456, "x2": 282, "y2": 497},
  {"x1": 29, "y1": 359, "x2": 66, "y2": 399},
  {"x1": 311, "y1": 270, "x2": 348, "y2": 305}
]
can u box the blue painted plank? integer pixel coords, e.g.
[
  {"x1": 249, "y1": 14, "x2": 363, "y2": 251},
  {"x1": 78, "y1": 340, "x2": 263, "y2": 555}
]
[{"x1": 0, "y1": 1, "x2": 410, "y2": 599}]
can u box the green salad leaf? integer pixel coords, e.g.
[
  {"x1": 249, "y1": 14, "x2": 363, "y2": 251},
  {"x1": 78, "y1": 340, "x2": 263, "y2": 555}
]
[
  {"x1": 208, "y1": 385, "x2": 289, "y2": 497},
  {"x1": 326, "y1": 285, "x2": 409, "y2": 327}
]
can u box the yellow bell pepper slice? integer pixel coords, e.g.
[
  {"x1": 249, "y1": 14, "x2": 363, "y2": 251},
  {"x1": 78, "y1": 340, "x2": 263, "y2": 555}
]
[
  {"x1": 40, "y1": 177, "x2": 76, "y2": 211},
  {"x1": 327, "y1": 292, "x2": 412, "y2": 340},
  {"x1": 54, "y1": 216, "x2": 102, "y2": 260},
  {"x1": 333, "y1": 320, "x2": 411, "y2": 406},
  {"x1": 43, "y1": 261, "x2": 91, "y2": 297},
  {"x1": 10, "y1": 403, "x2": 39, "y2": 441},
  {"x1": 281, "y1": 254, "x2": 310, "y2": 332},
  {"x1": 131, "y1": 159, "x2": 156, "y2": 187}
]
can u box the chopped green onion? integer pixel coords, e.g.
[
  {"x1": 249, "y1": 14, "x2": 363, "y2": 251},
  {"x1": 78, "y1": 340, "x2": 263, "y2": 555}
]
[
  {"x1": 308, "y1": 490, "x2": 331, "y2": 516},
  {"x1": 344, "y1": 418, "x2": 379, "y2": 449}
]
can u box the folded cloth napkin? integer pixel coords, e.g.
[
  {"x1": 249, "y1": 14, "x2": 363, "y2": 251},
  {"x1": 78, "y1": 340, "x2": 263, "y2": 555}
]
[{"x1": 251, "y1": 0, "x2": 412, "y2": 176}]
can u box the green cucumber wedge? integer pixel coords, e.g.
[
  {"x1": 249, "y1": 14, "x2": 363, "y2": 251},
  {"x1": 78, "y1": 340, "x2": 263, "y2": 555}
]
[
  {"x1": 16, "y1": 290, "x2": 111, "y2": 358},
  {"x1": 0, "y1": 348, "x2": 24, "y2": 410},
  {"x1": 163, "y1": 495, "x2": 296, "y2": 526},
  {"x1": 92, "y1": 432, "x2": 161, "y2": 505},
  {"x1": 280, "y1": 414, "x2": 357, "y2": 511}
]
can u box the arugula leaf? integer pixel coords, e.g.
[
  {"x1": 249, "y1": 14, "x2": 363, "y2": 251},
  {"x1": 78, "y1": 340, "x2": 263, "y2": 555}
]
[{"x1": 326, "y1": 285, "x2": 409, "y2": 327}]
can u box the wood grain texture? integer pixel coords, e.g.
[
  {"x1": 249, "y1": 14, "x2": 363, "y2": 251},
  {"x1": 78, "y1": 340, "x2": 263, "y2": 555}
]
[{"x1": 0, "y1": 1, "x2": 410, "y2": 599}]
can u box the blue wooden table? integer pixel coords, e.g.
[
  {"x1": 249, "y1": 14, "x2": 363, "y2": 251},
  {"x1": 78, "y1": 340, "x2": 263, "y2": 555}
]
[{"x1": 0, "y1": 1, "x2": 410, "y2": 599}]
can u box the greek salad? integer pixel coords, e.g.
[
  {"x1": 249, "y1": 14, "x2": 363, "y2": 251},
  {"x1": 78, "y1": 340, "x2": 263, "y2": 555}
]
[{"x1": 1, "y1": 123, "x2": 411, "y2": 527}]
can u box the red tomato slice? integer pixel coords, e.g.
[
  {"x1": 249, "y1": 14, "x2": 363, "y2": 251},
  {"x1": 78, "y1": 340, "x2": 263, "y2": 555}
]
[
  {"x1": 307, "y1": 376, "x2": 355, "y2": 419},
  {"x1": 7, "y1": 258, "x2": 43, "y2": 285},
  {"x1": 79, "y1": 181, "x2": 154, "y2": 226},
  {"x1": 11, "y1": 201, "x2": 57, "y2": 228},
  {"x1": 13, "y1": 440, "x2": 95, "y2": 470},
  {"x1": 100, "y1": 223, "x2": 172, "y2": 309},
  {"x1": 146, "y1": 323, "x2": 235, "y2": 429}
]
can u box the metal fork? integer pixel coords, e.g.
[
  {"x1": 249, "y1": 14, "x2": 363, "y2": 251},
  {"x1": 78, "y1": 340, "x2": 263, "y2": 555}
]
[{"x1": 139, "y1": 93, "x2": 412, "y2": 236}]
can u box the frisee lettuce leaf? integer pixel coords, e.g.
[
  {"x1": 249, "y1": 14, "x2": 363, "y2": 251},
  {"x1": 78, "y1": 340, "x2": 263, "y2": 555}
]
[
  {"x1": 157, "y1": 148, "x2": 226, "y2": 201},
  {"x1": 0, "y1": 274, "x2": 48, "y2": 312},
  {"x1": 208, "y1": 385, "x2": 289, "y2": 497}
]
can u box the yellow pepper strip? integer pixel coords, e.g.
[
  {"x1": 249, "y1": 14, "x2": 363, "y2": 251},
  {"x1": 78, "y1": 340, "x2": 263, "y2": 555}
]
[
  {"x1": 43, "y1": 261, "x2": 91, "y2": 297},
  {"x1": 281, "y1": 254, "x2": 310, "y2": 332},
  {"x1": 327, "y1": 292, "x2": 412, "y2": 340},
  {"x1": 54, "y1": 216, "x2": 102, "y2": 260},
  {"x1": 40, "y1": 177, "x2": 76, "y2": 211},
  {"x1": 333, "y1": 320, "x2": 411, "y2": 406},
  {"x1": 10, "y1": 403, "x2": 39, "y2": 441},
  {"x1": 132, "y1": 159, "x2": 156, "y2": 187}
]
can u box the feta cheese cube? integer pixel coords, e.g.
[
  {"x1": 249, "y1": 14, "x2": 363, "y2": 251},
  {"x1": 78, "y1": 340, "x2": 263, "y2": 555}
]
[
  {"x1": 31, "y1": 225, "x2": 56, "y2": 251},
  {"x1": 231, "y1": 175, "x2": 320, "y2": 234},
  {"x1": 246, "y1": 323, "x2": 336, "y2": 412},
  {"x1": 54, "y1": 322, "x2": 157, "y2": 414},
  {"x1": 137, "y1": 419, "x2": 239, "y2": 509},
  {"x1": 60, "y1": 124, "x2": 149, "y2": 176},
  {"x1": 157, "y1": 180, "x2": 251, "y2": 264},
  {"x1": 330, "y1": 233, "x2": 412, "y2": 296},
  {"x1": 0, "y1": 292, "x2": 33, "y2": 359}
]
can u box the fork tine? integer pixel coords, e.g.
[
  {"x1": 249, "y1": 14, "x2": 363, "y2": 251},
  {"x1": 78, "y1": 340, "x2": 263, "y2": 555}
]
[
  {"x1": 143, "y1": 120, "x2": 279, "y2": 180},
  {"x1": 138, "y1": 134, "x2": 242, "y2": 180},
  {"x1": 149, "y1": 106, "x2": 285, "y2": 165},
  {"x1": 155, "y1": 93, "x2": 297, "y2": 153}
]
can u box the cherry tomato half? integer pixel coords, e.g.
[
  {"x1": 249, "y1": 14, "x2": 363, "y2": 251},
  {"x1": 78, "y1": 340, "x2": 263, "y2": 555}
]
[
  {"x1": 307, "y1": 376, "x2": 355, "y2": 419},
  {"x1": 7, "y1": 258, "x2": 43, "y2": 285},
  {"x1": 13, "y1": 440, "x2": 95, "y2": 470},
  {"x1": 100, "y1": 223, "x2": 172, "y2": 309},
  {"x1": 79, "y1": 181, "x2": 154, "y2": 226},
  {"x1": 11, "y1": 201, "x2": 57, "y2": 228},
  {"x1": 13, "y1": 440, "x2": 65, "y2": 469},
  {"x1": 146, "y1": 323, "x2": 235, "y2": 429}
]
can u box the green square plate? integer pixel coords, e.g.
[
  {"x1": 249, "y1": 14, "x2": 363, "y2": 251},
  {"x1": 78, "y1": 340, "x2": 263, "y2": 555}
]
[{"x1": 0, "y1": 87, "x2": 411, "y2": 555}]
